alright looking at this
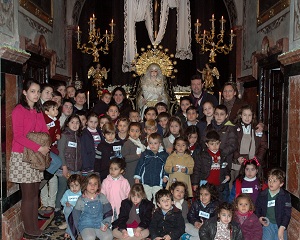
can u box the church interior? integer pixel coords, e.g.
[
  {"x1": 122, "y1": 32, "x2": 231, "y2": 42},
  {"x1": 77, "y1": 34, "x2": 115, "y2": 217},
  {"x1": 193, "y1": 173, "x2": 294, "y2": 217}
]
[{"x1": 1, "y1": 0, "x2": 300, "y2": 239}]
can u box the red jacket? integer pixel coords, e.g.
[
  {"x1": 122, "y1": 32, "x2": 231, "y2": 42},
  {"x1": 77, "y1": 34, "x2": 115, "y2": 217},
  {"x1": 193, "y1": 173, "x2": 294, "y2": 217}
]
[{"x1": 43, "y1": 113, "x2": 61, "y2": 154}]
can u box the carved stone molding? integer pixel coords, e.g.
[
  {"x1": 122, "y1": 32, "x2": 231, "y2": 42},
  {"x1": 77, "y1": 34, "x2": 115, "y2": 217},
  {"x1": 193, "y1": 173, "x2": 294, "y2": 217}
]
[
  {"x1": 258, "y1": 12, "x2": 289, "y2": 34},
  {"x1": 223, "y1": 0, "x2": 237, "y2": 27},
  {"x1": 0, "y1": 47, "x2": 31, "y2": 64},
  {"x1": 20, "y1": 12, "x2": 50, "y2": 34},
  {"x1": 278, "y1": 49, "x2": 300, "y2": 66},
  {"x1": 72, "y1": 0, "x2": 86, "y2": 25}
]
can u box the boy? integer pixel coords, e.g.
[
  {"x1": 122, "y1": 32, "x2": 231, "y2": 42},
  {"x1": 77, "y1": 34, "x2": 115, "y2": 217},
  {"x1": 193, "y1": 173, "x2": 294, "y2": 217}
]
[
  {"x1": 129, "y1": 110, "x2": 141, "y2": 123},
  {"x1": 184, "y1": 106, "x2": 202, "y2": 132},
  {"x1": 134, "y1": 133, "x2": 169, "y2": 204},
  {"x1": 59, "y1": 99, "x2": 73, "y2": 127},
  {"x1": 141, "y1": 119, "x2": 158, "y2": 146},
  {"x1": 255, "y1": 168, "x2": 291, "y2": 240},
  {"x1": 157, "y1": 112, "x2": 170, "y2": 135},
  {"x1": 93, "y1": 90, "x2": 112, "y2": 116},
  {"x1": 66, "y1": 86, "x2": 76, "y2": 104},
  {"x1": 192, "y1": 130, "x2": 230, "y2": 202},
  {"x1": 76, "y1": 110, "x2": 87, "y2": 129},
  {"x1": 149, "y1": 189, "x2": 185, "y2": 240},
  {"x1": 155, "y1": 102, "x2": 168, "y2": 114},
  {"x1": 73, "y1": 89, "x2": 87, "y2": 113},
  {"x1": 175, "y1": 96, "x2": 192, "y2": 124}
]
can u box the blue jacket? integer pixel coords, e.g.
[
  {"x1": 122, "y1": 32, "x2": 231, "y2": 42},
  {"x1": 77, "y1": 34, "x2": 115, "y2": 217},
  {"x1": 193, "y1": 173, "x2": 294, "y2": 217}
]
[
  {"x1": 134, "y1": 148, "x2": 169, "y2": 187},
  {"x1": 255, "y1": 188, "x2": 291, "y2": 228}
]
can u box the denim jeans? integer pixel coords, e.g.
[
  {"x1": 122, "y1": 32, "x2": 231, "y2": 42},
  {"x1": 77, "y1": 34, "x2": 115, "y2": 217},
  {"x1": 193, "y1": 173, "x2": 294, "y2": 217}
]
[
  {"x1": 80, "y1": 228, "x2": 112, "y2": 240},
  {"x1": 55, "y1": 176, "x2": 68, "y2": 209},
  {"x1": 47, "y1": 152, "x2": 62, "y2": 174},
  {"x1": 263, "y1": 223, "x2": 287, "y2": 240},
  {"x1": 64, "y1": 206, "x2": 76, "y2": 240}
]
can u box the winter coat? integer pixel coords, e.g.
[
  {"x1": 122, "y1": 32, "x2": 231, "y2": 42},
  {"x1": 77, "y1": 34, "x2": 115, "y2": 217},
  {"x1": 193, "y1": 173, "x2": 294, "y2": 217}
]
[{"x1": 233, "y1": 212, "x2": 262, "y2": 240}]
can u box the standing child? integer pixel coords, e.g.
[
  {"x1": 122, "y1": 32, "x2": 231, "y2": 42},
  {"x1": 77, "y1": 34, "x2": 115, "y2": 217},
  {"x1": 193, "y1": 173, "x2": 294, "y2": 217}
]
[
  {"x1": 186, "y1": 183, "x2": 219, "y2": 240},
  {"x1": 157, "y1": 112, "x2": 170, "y2": 135},
  {"x1": 198, "y1": 101, "x2": 215, "y2": 139},
  {"x1": 60, "y1": 174, "x2": 82, "y2": 239},
  {"x1": 116, "y1": 117, "x2": 130, "y2": 141},
  {"x1": 66, "y1": 86, "x2": 76, "y2": 104},
  {"x1": 55, "y1": 115, "x2": 82, "y2": 214},
  {"x1": 73, "y1": 89, "x2": 87, "y2": 113},
  {"x1": 142, "y1": 107, "x2": 164, "y2": 136},
  {"x1": 129, "y1": 110, "x2": 141, "y2": 123},
  {"x1": 255, "y1": 168, "x2": 291, "y2": 240},
  {"x1": 149, "y1": 189, "x2": 185, "y2": 240},
  {"x1": 76, "y1": 110, "x2": 87, "y2": 129},
  {"x1": 155, "y1": 102, "x2": 168, "y2": 114},
  {"x1": 112, "y1": 184, "x2": 154, "y2": 240},
  {"x1": 233, "y1": 194, "x2": 262, "y2": 240},
  {"x1": 93, "y1": 90, "x2": 112, "y2": 116},
  {"x1": 163, "y1": 116, "x2": 184, "y2": 154},
  {"x1": 184, "y1": 106, "x2": 202, "y2": 132},
  {"x1": 101, "y1": 158, "x2": 131, "y2": 220},
  {"x1": 71, "y1": 174, "x2": 113, "y2": 240},
  {"x1": 164, "y1": 137, "x2": 194, "y2": 197},
  {"x1": 107, "y1": 103, "x2": 120, "y2": 124},
  {"x1": 199, "y1": 202, "x2": 243, "y2": 240},
  {"x1": 175, "y1": 96, "x2": 192, "y2": 124},
  {"x1": 170, "y1": 181, "x2": 189, "y2": 223},
  {"x1": 185, "y1": 125, "x2": 201, "y2": 156},
  {"x1": 81, "y1": 112, "x2": 102, "y2": 175},
  {"x1": 141, "y1": 119, "x2": 158, "y2": 146},
  {"x1": 59, "y1": 99, "x2": 73, "y2": 128},
  {"x1": 134, "y1": 133, "x2": 169, "y2": 204},
  {"x1": 121, "y1": 122, "x2": 146, "y2": 186},
  {"x1": 95, "y1": 122, "x2": 123, "y2": 182},
  {"x1": 229, "y1": 157, "x2": 267, "y2": 203}
]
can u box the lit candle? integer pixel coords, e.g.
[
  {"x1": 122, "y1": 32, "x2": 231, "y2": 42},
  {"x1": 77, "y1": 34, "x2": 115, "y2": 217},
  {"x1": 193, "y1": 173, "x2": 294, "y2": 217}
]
[
  {"x1": 203, "y1": 30, "x2": 206, "y2": 45},
  {"x1": 196, "y1": 19, "x2": 199, "y2": 34},
  {"x1": 111, "y1": 19, "x2": 114, "y2": 33},
  {"x1": 89, "y1": 18, "x2": 92, "y2": 32},
  {"x1": 77, "y1": 26, "x2": 80, "y2": 43},
  {"x1": 87, "y1": 91, "x2": 90, "y2": 109},
  {"x1": 230, "y1": 29, "x2": 233, "y2": 44},
  {"x1": 219, "y1": 91, "x2": 222, "y2": 104},
  {"x1": 211, "y1": 14, "x2": 215, "y2": 30},
  {"x1": 221, "y1": 16, "x2": 224, "y2": 31},
  {"x1": 105, "y1": 30, "x2": 108, "y2": 45}
]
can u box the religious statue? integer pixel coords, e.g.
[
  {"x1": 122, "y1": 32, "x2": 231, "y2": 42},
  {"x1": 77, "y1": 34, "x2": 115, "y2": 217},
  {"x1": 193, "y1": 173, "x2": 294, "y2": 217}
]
[
  {"x1": 137, "y1": 63, "x2": 169, "y2": 117},
  {"x1": 88, "y1": 63, "x2": 110, "y2": 97},
  {"x1": 198, "y1": 63, "x2": 220, "y2": 91}
]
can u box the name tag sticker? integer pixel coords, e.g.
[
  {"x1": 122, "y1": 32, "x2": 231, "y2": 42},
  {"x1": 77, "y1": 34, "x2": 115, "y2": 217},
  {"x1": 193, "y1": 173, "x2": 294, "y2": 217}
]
[
  {"x1": 199, "y1": 211, "x2": 210, "y2": 219},
  {"x1": 93, "y1": 135, "x2": 101, "y2": 141},
  {"x1": 268, "y1": 200, "x2": 275, "y2": 207},
  {"x1": 136, "y1": 208, "x2": 139, "y2": 214},
  {"x1": 68, "y1": 141, "x2": 77, "y2": 148},
  {"x1": 47, "y1": 121, "x2": 55, "y2": 127},
  {"x1": 68, "y1": 196, "x2": 79, "y2": 202},
  {"x1": 113, "y1": 146, "x2": 121, "y2": 151},
  {"x1": 136, "y1": 148, "x2": 142, "y2": 154},
  {"x1": 242, "y1": 188, "x2": 253, "y2": 193}
]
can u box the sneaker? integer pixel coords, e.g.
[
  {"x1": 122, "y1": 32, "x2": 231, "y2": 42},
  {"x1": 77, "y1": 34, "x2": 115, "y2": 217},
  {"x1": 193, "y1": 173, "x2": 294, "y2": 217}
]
[{"x1": 58, "y1": 222, "x2": 67, "y2": 230}]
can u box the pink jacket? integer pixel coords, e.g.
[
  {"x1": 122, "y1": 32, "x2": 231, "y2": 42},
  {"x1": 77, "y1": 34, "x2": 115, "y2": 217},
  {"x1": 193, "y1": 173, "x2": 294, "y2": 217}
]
[
  {"x1": 101, "y1": 175, "x2": 130, "y2": 217},
  {"x1": 11, "y1": 105, "x2": 48, "y2": 153}
]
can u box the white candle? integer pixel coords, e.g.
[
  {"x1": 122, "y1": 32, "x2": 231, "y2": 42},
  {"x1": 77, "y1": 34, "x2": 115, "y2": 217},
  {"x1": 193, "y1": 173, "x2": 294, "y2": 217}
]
[
  {"x1": 219, "y1": 91, "x2": 222, "y2": 104},
  {"x1": 77, "y1": 26, "x2": 80, "y2": 43},
  {"x1": 106, "y1": 30, "x2": 108, "y2": 44},
  {"x1": 211, "y1": 14, "x2": 215, "y2": 30},
  {"x1": 89, "y1": 18, "x2": 92, "y2": 32},
  {"x1": 87, "y1": 91, "x2": 90, "y2": 109},
  {"x1": 230, "y1": 29, "x2": 234, "y2": 44},
  {"x1": 221, "y1": 16, "x2": 224, "y2": 30},
  {"x1": 111, "y1": 19, "x2": 114, "y2": 33},
  {"x1": 196, "y1": 19, "x2": 199, "y2": 34}
]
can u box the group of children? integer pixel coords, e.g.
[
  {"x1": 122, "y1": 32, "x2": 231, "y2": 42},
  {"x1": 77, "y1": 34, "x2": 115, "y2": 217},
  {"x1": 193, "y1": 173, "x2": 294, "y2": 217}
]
[{"x1": 38, "y1": 85, "x2": 291, "y2": 240}]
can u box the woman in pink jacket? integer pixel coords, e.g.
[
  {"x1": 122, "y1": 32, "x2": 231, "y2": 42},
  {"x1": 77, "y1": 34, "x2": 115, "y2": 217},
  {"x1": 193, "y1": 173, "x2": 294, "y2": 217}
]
[{"x1": 9, "y1": 80, "x2": 50, "y2": 239}]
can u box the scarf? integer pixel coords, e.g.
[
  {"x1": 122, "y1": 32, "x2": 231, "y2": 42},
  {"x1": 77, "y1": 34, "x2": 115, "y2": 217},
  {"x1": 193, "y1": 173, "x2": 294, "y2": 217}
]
[
  {"x1": 235, "y1": 211, "x2": 253, "y2": 225},
  {"x1": 207, "y1": 149, "x2": 221, "y2": 163},
  {"x1": 128, "y1": 136, "x2": 146, "y2": 152},
  {"x1": 223, "y1": 96, "x2": 236, "y2": 116}
]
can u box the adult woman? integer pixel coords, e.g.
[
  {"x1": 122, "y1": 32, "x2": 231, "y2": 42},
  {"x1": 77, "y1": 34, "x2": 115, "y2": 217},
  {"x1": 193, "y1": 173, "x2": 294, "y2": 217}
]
[
  {"x1": 40, "y1": 83, "x2": 54, "y2": 104},
  {"x1": 9, "y1": 80, "x2": 50, "y2": 238},
  {"x1": 137, "y1": 63, "x2": 169, "y2": 117},
  {"x1": 111, "y1": 86, "x2": 133, "y2": 118}
]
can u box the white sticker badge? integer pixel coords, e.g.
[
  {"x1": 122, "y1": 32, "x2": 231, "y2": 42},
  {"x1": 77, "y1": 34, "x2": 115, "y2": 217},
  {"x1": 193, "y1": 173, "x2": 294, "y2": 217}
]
[
  {"x1": 199, "y1": 211, "x2": 210, "y2": 219},
  {"x1": 242, "y1": 188, "x2": 253, "y2": 193},
  {"x1": 68, "y1": 141, "x2": 77, "y2": 148},
  {"x1": 268, "y1": 200, "x2": 275, "y2": 207}
]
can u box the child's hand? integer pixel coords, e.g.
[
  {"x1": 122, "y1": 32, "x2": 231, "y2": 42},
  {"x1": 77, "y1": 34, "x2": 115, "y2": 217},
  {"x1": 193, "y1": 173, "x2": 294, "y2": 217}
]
[
  {"x1": 225, "y1": 175, "x2": 230, "y2": 182},
  {"x1": 137, "y1": 153, "x2": 141, "y2": 157},
  {"x1": 56, "y1": 134, "x2": 61, "y2": 140},
  {"x1": 163, "y1": 177, "x2": 168, "y2": 183},
  {"x1": 134, "y1": 178, "x2": 140, "y2": 184},
  {"x1": 256, "y1": 122, "x2": 264, "y2": 132},
  {"x1": 122, "y1": 230, "x2": 129, "y2": 238},
  {"x1": 163, "y1": 234, "x2": 171, "y2": 240},
  {"x1": 194, "y1": 221, "x2": 202, "y2": 229},
  {"x1": 259, "y1": 217, "x2": 269, "y2": 226},
  {"x1": 237, "y1": 157, "x2": 244, "y2": 164},
  {"x1": 66, "y1": 202, "x2": 71, "y2": 207},
  {"x1": 62, "y1": 166, "x2": 69, "y2": 179},
  {"x1": 173, "y1": 166, "x2": 179, "y2": 172},
  {"x1": 100, "y1": 223, "x2": 108, "y2": 232},
  {"x1": 278, "y1": 226, "x2": 285, "y2": 240},
  {"x1": 181, "y1": 167, "x2": 187, "y2": 173},
  {"x1": 134, "y1": 228, "x2": 142, "y2": 237},
  {"x1": 166, "y1": 147, "x2": 173, "y2": 154}
]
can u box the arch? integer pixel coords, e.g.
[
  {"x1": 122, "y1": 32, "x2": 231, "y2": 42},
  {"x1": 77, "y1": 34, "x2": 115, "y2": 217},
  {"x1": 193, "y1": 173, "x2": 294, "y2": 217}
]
[
  {"x1": 223, "y1": 0, "x2": 238, "y2": 27},
  {"x1": 72, "y1": 0, "x2": 86, "y2": 25}
]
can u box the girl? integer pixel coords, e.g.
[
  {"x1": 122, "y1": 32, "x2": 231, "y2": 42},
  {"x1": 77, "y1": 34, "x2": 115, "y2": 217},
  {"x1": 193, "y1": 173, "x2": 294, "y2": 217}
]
[
  {"x1": 101, "y1": 158, "x2": 131, "y2": 220},
  {"x1": 175, "y1": 96, "x2": 192, "y2": 124},
  {"x1": 184, "y1": 125, "x2": 201, "y2": 155},
  {"x1": 52, "y1": 91, "x2": 63, "y2": 107},
  {"x1": 9, "y1": 80, "x2": 49, "y2": 239},
  {"x1": 121, "y1": 122, "x2": 146, "y2": 186},
  {"x1": 93, "y1": 90, "x2": 112, "y2": 116},
  {"x1": 112, "y1": 183, "x2": 154, "y2": 240},
  {"x1": 232, "y1": 105, "x2": 268, "y2": 181},
  {"x1": 186, "y1": 183, "x2": 219, "y2": 240},
  {"x1": 199, "y1": 202, "x2": 243, "y2": 240},
  {"x1": 99, "y1": 114, "x2": 111, "y2": 130},
  {"x1": 106, "y1": 103, "x2": 120, "y2": 124},
  {"x1": 164, "y1": 137, "x2": 194, "y2": 197},
  {"x1": 141, "y1": 107, "x2": 164, "y2": 136},
  {"x1": 116, "y1": 117, "x2": 130, "y2": 141},
  {"x1": 76, "y1": 110, "x2": 87, "y2": 129},
  {"x1": 55, "y1": 115, "x2": 82, "y2": 214},
  {"x1": 40, "y1": 83, "x2": 54, "y2": 104},
  {"x1": 163, "y1": 116, "x2": 184, "y2": 154},
  {"x1": 72, "y1": 174, "x2": 113, "y2": 240},
  {"x1": 81, "y1": 112, "x2": 102, "y2": 175},
  {"x1": 229, "y1": 157, "x2": 267, "y2": 204},
  {"x1": 55, "y1": 82, "x2": 66, "y2": 98},
  {"x1": 170, "y1": 181, "x2": 189, "y2": 223},
  {"x1": 199, "y1": 101, "x2": 215, "y2": 139},
  {"x1": 233, "y1": 194, "x2": 262, "y2": 240}
]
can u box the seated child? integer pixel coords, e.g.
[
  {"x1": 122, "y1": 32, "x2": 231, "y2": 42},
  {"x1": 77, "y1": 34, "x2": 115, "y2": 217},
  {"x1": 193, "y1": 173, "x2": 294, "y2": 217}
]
[
  {"x1": 199, "y1": 202, "x2": 243, "y2": 240},
  {"x1": 112, "y1": 184, "x2": 154, "y2": 240},
  {"x1": 170, "y1": 181, "x2": 189, "y2": 223},
  {"x1": 149, "y1": 189, "x2": 185, "y2": 240},
  {"x1": 255, "y1": 168, "x2": 291, "y2": 240},
  {"x1": 184, "y1": 106, "x2": 202, "y2": 132},
  {"x1": 76, "y1": 110, "x2": 87, "y2": 129},
  {"x1": 116, "y1": 117, "x2": 130, "y2": 142},
  {"x1": 163, "y1": 116, "x2": 184, "y2": 154}
]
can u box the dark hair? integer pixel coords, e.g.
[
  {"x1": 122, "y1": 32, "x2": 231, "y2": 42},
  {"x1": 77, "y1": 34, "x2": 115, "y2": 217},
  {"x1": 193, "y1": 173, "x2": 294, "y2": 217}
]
[
  {"x1": 128, "y1": 122, "x2": 142, "y2": 132},
  {"x1": 196, "y1": 183, "x2": 218, "y2": 202},
  {"x1": 155, "y1": 189, "x2": 172, "y2": 205},
  {"x1": 128, "y1": 183, "x2": 147, "y2": 200},
  {"x1": 235, "y1": 104, "x2": 257, "y2": 126},
  {"x1": 186, "y1": 105, "x2": 199, "y2": 114},
  {"x1": 99, "y1": 114, "x2": 112, "y2": 121},
  {"x1": 237, "y1": 158, "x2": 264, "y2": 188},
  {"x1": 62, "y1": 98, "x2": 73, "y2": 106},
  {"x1": 191, "y1": 74, "x2": 204, "y2": 83},
  {"x1": 112, "y1": 87, "x2": 127, "y2": 99},
  {"x1": 205, "y1": 130, "x2": 220, "y2": 143},
  {"x1": 129, "y1": 110, "x2": 139, "y2": 115},
  {"x1": 67, "y1": 174, "x2": 82, "y2": 187},
  {"x1": 149, "y1": 132, "x2": 162, "y2": 143},
  {"x1": 81, "y1": 173, "x2": 101, "y2": 194},
  {"x1": 108, "y1": 103, "x2": 120, "y2": 112},
  {"x1": 155, "y1": 102, "x2": 168, "y2": 110},
  {"x1": 184, "y1": 125, "x2": 199, "y2": 139},
  {"x1": 74, "y1": 89, "x2": 86, "y2": 98},
  {"x1": 143, "y1": 107, "x2": 158, "y2": 121},
  {"x1": 163, "y1": 116, "x2": 183, "y2": 138},
  {"x1": 52, "y1": 90, "x2": 63, "y2": 98},
  {"x1": 76, "y1": 110, "x2": 87, "y2": 117},
  {"x1": 55, "y1": 81, "x2": 66, "y2": 89},
  {"x1": 117, "y1": 117, "x2": 130, "y2": 126},
  {"x1": 110, "y1": 157, "x2": 126, "y2": 171},
  {"x1": 40, "y1": 83, "x2": 54, "y2": 93},
  {"x1": 62, "y1": 114, "x2": 82, "y2": 136},
  {"x1": 180, "y1": 96, "x2": 193, "y2": 104},
  {"x1": 215, "y1": 104, "x2": 228, "y2": 115},
  {"x1": 173, "y1": 136, "x2": 190, "y2": 154},
  {"x1": 157, "y1": 112, "x2": 170, "y2": 121},
  {"x1": 43, "y1": 100, "x2": 58, "y2": 112},
  {"x1": 20, "y1": 79, "x2": 43, "y2": 112},
  {"x1": 234, "y1": 193, "x2": 255, "y2": 212},
  {"x1": 170, "y1": 181, "x2": 188, "y2": 200},
  {"x1": 217, "y1": 202, "x2": 234, "y2": 216},
  {"x1": 102, "y1": 122, "x2": 116, "y2": 134},
  {"x1": 66, "y1": 85, "x2": 76, "y2": 91},
  {"x1": 86, "y1": 112, "x2": 97, "y2": 121},
  {"x1": 268, "y1": 168, "x2": 285, "y2": 183},
  {"x1": 222, "y1": 82, "x2": 239, "y2": 96}
]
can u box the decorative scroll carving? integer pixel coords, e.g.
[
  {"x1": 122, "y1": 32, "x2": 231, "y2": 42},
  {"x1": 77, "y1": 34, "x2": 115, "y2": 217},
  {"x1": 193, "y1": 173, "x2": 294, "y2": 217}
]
[
  {"x1": 259, "y1": 12, "x2": 289, "y2": 34},
  {"x1": 223, "y1": 0, "x2": 237, "y2": 27},
  {"x1": 20, "y1": 12, "x2": 50, "y2": 34},
  {"x1": 72, "y1": 0, "x2": 86, "y2": 25},
  {"x1": 0, "y1": 0, "x2": 14, "y2": 34}
]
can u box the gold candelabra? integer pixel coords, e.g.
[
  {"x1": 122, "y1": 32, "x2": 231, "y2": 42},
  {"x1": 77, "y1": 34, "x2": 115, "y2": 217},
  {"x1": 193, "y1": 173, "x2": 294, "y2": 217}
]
[
  {"x1": 194, "y1": 14, "x2": 235, "y2": 63},
  {"x1": 76, "y1": 14, "x2": 115, "y2": 62}
]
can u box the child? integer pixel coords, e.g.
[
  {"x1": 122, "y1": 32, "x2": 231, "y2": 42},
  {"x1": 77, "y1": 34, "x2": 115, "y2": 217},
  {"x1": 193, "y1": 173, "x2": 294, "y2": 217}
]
[
  {"x1": 52, "y1": 91, "x2": 63, "y2": 107},
  {"x1": 163, "y1": 116, "x2": 184, "y2": 154},
  {"x1": 112, "y1": 184, "x2": 154, "y2": 240},
  {"x1": 134, "y1": 133, "x2": 169, "y2": 204},
  {"x1": 129, "y1": 110, "x2": 141, "y2": 123},
  {"x1": 59, "y1": 99, "x2": 73, "y2": 128},
  {"x1": 60, "y1": 174, "x2": 82, "y2": 239},
  {"x1": 192, "y1": 130, "x2": 230, "y2": 202},
  {"x1": 149, "y1": 189, "x2": 185, "y2": 240},
  {"x1": 233, "y1": 194, "x2": 262, "y2": 240},
  {"x1": 170, "y1": 181, "x2": 189, "y2": 223},
  {"x1": 155, "y1": 101, "x2": 168, "y2": 114},
  {"x1": 71, "y1": 174, "x2": 113, "y2": 240},
  {"x1": 184, "y1": 106, "x2": 202, "y2": 132},
  {"x1": 141, "y1": 119, "x2": 158, "y2": 146},
  {"x1": 142, "y1": 107, "x2": 163, "y2": 136},
  {"x1": 164, "y1": 137, "x2": 194, "y2": 197},
  {"x1": 184, "y1": 125, "x2": 201, "y2": 156},
  {"x1": 56, "y1": 115, "x2": 82, "y2": 213},
  {"x1": 99, "y1": 114, "x2": 111, "y2": 130},
  {"x1": 186, "y1": 183, "x2": 219, "y2": 239},
  {"x1": 107, "y1": 103, "x2": 120, "y2": 124},
  {"x1": 121, "y1": 122, "x2": 146, "y2": 186},
  {"x1": 81, "y1": 112, "x2": 102, "y2": 175},
  {"x1": 255, "y1": 168, "x2": 291, "y2": 240},
  {"x1": 199, "y1": 202, "x2": 243, "y2": 240},
  {"x1": 93, "y1": 90, "x2": 112, "y2": 116},
  {"x1": 73, "y1": 89, "x2": 87, "y2": 113},
  {"x1": 175, "y1": 96, "x2": 192, "y2": 124},
  {"x1": 76, "y1": 110, "x2": 87, "y2": 129},
  {"x1": 101, "y1": 158, "x2": 131, "y2": 220},
  {"x1": 95, "y1": 122, "x2": 123, "y2": 182},
  {"x1": 66, "y1": 86, "x2": 76, "y2": 104},
  {"x1": 116, "y1": 117, "x2": 130, "y2": 141},
  {"x1": 232, "y1": 105, "x2": 268, "y2": 182},
  {"x1": 55, "y1": 82, "x2": 66, "y2": 98},
  {"x1": 229, "y1": 157, "x2": 267, "y2": 204},
  {"x1": 198, "y1": 101, "x2": 215, "y2": 138},
  {"x1": 157, "y1": 112, "x2": 170, "y2": 135}
]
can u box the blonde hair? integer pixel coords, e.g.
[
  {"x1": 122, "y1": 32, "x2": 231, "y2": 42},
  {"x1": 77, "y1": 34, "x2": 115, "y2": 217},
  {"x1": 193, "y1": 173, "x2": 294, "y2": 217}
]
[
  {"x1": 102, "y1": 122, "x2": 116, "y2": 134},
  {"x1": 145, "y1": 119, "x2": 157, "y2": 129},
  {"x1": 128, "y1": 183, "x2": 147, "y2": 200}
]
